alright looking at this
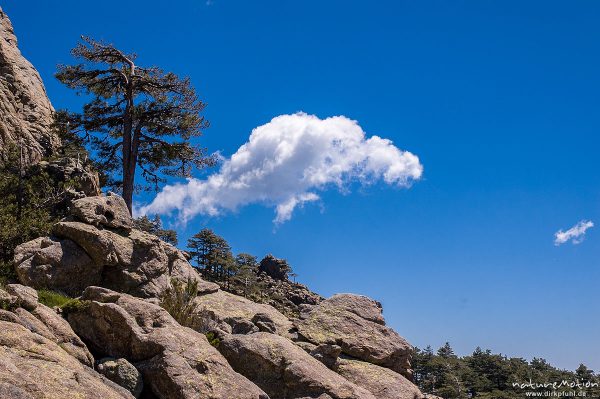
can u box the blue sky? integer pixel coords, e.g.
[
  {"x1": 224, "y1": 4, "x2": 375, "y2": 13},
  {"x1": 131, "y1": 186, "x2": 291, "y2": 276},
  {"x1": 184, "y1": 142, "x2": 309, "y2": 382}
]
[{"x1": 4, "y1": 0, "x2": 599, "y2": 370}]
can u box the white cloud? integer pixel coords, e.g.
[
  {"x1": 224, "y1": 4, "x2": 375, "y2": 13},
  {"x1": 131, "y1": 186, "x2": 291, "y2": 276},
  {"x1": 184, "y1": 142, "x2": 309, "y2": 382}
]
[
  {"x1": 141, "y1": 112, "x2": 423, "y2": 224},
  {"x1": 554, "y1": 220, "x2": 594, "y2": 246}
]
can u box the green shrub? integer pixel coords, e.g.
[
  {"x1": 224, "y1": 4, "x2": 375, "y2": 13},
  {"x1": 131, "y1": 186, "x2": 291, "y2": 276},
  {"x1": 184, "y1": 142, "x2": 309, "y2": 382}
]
[
  {"x1": 62, "y1": 298, "x2": 90, "y2": 314},
  {"x1": 160, "y1": 278, "x2": 199, "y2": 326},
  {"x1": 205, "y1": 332, "x2": 220, "y2": 348},
  {"x1": 0, "y1": 296, "x2": 16, "y2": 311},
  {"x1": 160, "y1": 278, "x2": 220, "y2": 334}
]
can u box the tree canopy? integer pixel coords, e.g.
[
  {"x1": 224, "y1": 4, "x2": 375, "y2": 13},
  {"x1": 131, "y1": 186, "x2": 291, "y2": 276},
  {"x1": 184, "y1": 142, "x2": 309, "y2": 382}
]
[{"x1": 56, "y1": 36, "x2": 214, "y2": 213}]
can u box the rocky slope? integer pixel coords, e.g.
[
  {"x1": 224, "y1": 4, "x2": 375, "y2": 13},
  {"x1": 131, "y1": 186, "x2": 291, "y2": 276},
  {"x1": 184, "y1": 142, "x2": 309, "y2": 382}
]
[
  {"x1": 0, "y1": 6, "x2": 58, "y2": 165},
  {"x1": 222, "y1": 254, "x2": 323, "y2": 319},
  {"x1": 4, "y1": 193, "x2": 425, "y2": 399},
  {"x1": 0, "y1": 284, "x2": 133, "y2": 399}
]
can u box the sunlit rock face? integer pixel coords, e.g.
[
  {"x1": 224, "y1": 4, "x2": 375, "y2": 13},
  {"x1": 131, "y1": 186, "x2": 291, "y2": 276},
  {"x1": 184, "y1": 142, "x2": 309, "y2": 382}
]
[
  {"x1": 0, "y1": 6, "x2": 59, "y2": 165},
  {"x1": 14, "y1": 193, "x2": 220, "y2": 299}
]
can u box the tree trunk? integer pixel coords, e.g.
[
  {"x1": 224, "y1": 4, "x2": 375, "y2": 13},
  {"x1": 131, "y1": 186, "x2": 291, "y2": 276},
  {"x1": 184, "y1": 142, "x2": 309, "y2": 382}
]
[
  {"x1": 122, "y1": 78, "x2": 136, "y2": 215},
  {"x1": 122, "y1": 163, "x2": 135, "y2": 215}
]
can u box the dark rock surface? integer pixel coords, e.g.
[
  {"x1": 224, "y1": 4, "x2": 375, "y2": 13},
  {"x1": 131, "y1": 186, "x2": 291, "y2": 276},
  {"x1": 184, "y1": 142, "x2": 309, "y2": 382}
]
[{"x1": 259, "y1": 254, "x2": 290, "y2": 280}]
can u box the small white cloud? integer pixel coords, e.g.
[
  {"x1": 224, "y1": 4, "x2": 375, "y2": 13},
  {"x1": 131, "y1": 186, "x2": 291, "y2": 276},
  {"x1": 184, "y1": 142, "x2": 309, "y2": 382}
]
[
  {"x1": 554, "y1": 220, "x2": 594, "y2": 246},
  {"x1": 141, "y1": 112, "x2": 423, "y2": 224}
]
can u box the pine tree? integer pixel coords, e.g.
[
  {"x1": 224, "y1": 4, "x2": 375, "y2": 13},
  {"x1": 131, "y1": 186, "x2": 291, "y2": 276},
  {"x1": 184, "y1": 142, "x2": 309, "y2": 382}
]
[
  {"x1": 133, "y1": 215, "x2": 178, "y2": 246},
  {"x1": 438, "y1": 342, "x2": 456, "y2": 358},
  {"x1": 575, "y1": 364, "x2": 594, "y2": 381},
  {"x1": 187, "y1": 228, "x2": 233, "y2": 282},
  {"x1": 56, "y1": 37, "x2": 214, "y2": 214},
  {"x1": 232, "y1": 253, "x2": 261, "y2": 298}
]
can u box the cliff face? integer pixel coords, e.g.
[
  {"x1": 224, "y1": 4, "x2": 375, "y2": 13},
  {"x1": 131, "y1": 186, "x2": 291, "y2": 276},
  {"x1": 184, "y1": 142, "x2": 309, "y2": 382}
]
[{"x1": 0, "y1": 6, "x2": 58, "y2": 165}]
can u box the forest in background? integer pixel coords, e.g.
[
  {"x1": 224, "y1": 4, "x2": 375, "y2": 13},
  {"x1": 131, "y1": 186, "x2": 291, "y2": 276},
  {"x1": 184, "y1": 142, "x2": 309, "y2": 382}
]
[{"x1": 413, "y1": 343, "x2": 600, "y2": 398}]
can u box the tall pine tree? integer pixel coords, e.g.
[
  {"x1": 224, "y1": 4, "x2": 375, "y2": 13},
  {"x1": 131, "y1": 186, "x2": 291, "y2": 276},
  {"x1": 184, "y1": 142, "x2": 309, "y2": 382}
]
[{"x1": 56, "y1": 37, "x2": 214, "y2": 214}]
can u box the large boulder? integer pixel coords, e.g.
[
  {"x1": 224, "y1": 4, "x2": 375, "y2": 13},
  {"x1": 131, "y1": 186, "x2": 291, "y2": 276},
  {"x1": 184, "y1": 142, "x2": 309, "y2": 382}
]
[
  {"x1": 14, "y1": 236, "x2": 101, "y2": 297},
  {"x1": 0, "y1": 285, "x2": 93, "y2": 366},
  {"x1": 0, "y1": 321, "x2": 134, "y2": 399},
  {"x1": 192, "y1": 290, "x2": 294, "y2": 337},
  {"x1": 336, "y1": 358, "x2": 423, "y2": 399},
  {"x1": 219, "y1": 332, "x2": 376, "y2": 399},
  {"x1": 296, "y1": 294, "x2": 413, "y2": 378},
  {"x1": 0, "y1": 286, "x2": 130, "y2": 398},
  {"x1": 67, "y1": 286, "x2": 269, "y2": 399},
  {"x1": 71, "y1": 193, "x2": 132, "y2": 231},
  {"x1": 0, "y1": 7, "x2": 58, "y2": 165},
  {"x1": 14, "y1": 193, "x2": 219, "y2": 298}
]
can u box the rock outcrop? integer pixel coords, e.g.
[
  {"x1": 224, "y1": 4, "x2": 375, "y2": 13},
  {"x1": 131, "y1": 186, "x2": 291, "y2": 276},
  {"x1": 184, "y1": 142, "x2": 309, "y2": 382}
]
[
  {"x1": 37, "y1": 157, "x2": 102, "y2": 197},
  {"x1": 14, "y1": 193, "x2": 219, "y2": 298},
  {"x1": 254, "y1": 271, "x2": 323, "y2": 318},
  {"x1": 219, "y1": 332, "x2": 376, "y2": 399},
  {"x1": 0, "y1": 285, "x2": 134, "y2": 399},
  {"x1": 0, "y1": 284, "x2": 93, "y2": 366},
  {"x1": 259, "y1": 254, "x2": 290, "y2": 280},
  {"x1": 192, "y1": 289, "x2": 294, "y2": 337},
  {"x1": 224, "y1": 255, "x2": 323, "y2": 318},
  {"x1": 337, "y1": 358, "x2": 423, "y2": 399},
  {"x1": 68, "y1": 286, "x2": 269, "y2": 399},
  {"x1": 0, "y1": 7, "x2": 58, "y2": 165},
  {"x1": 11, "y1": 192, "x2": 424, "y2": 399},
  {"x1": 296, "y1": 294, "x2": 413, "y2": 379}
]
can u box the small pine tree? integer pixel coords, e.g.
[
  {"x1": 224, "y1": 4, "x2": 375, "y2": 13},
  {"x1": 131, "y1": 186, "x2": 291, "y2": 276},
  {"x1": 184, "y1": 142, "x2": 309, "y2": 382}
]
[
  {"x1": 438, "y1": 342, "x2": 456, "y2": 358},
  {"x1": 133, "y1": 214, "x2": 178, "y2": 246},
  {"x1": 232, "y1": 253, "x2": 262, "y2": 298}
]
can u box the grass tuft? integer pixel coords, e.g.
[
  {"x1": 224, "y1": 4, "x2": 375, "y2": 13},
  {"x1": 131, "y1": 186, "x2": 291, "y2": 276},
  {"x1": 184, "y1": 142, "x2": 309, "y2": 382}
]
[
  {"x1": 37, "y1": 289, "x2": 74, "y2": 308},
  {"x1": 37, "y1": 289, "x2": 89, "y2": 314}
]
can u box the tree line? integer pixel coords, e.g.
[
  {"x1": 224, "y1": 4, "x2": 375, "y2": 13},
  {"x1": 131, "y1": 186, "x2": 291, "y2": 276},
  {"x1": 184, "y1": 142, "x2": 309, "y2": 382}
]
[{"x1": 413, "y1": 343, "x2": 600, "y2": 399}]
